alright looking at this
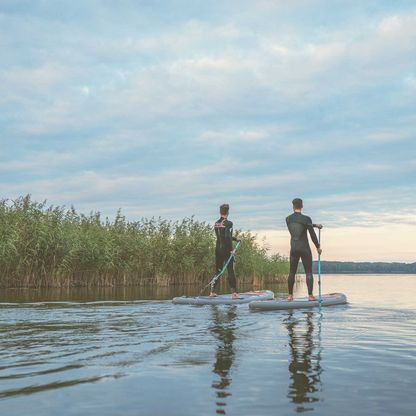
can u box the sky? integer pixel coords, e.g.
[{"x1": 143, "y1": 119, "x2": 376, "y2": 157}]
[{"x1": 1, "y1": 0, "x2": 415, "y2": 262}]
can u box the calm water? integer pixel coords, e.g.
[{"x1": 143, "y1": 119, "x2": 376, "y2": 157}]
[{"x1": 0, "y1": 275, "x2": 415, "y2": 416}]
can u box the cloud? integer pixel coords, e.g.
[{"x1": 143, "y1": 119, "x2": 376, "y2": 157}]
[
  {"x1": 3, "y1": 7, "x2": 416, "y2": 134},
  {"x1": 403, "y1": 74, "x2": 416, "y2": 89},
  {"x1": 1, "y1": 1, "x2": 416, "y2": 261},
  {"x1": 200, "y1": 129, "x2": 268, "y2": 143},
  {"x1": 0, "y1": 63, "x2": 70, "y2": 93}
]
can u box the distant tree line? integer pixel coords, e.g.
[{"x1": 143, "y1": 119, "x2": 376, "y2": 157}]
[{"x1": 313, "y1": 261, "x2": 416, "y2": 274}]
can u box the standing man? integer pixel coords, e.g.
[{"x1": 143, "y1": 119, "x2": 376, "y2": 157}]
[
  {"x1": 286, "y1": 198, "x2": 322, "y2": 301},
  {"x1": 211, "y1": 204, "x2": 239, "y2": 299}
]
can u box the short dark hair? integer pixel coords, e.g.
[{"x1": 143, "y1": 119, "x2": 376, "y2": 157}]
[
  {"x1": 292, "y1": 198, "x2": 303, "y2": 209},
  {"x1": 220, "y1": 204, "x2": 229, "y2": 215}
]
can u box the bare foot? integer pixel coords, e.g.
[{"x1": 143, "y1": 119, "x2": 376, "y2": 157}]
[
  {"x1": 287, "y1": 295, "x2": 293, "y2": 301},
  {"x1": 231, "y1": 292, "x2": 239, "y2": 299},
  {"x1": 308, "y1": 295, "x2": 316, "y2": 301},
  {"x1": 209, "y1": 292, "x2": 217, "y2": 297}
]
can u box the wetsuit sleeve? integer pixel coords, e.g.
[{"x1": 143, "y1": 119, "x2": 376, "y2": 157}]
[{"x1": 306, "y1": 217, "x2": 320, "y2": 249}]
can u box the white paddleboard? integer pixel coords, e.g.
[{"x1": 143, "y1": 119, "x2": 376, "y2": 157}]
[
  {"x1": 249, "y1": 292, "x2": 347, "y2": 311},
  {"x1": 172, "y1": 290, "x2": 274, "y2": 305}
]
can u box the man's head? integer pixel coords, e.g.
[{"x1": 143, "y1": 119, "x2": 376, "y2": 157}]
[
  {"x1": 220, "y1": 203, "x2": 229, "y2": 217},
  {"x1": 292, "y1": 198, "x2": 303, "y2": 211}
]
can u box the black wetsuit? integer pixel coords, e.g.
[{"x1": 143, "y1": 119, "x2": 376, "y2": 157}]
[
  {"x1": 214, "y1": 217, "x2": 237, "y2": 292},
  {"x1": 286, "y1": 212, "x2": 320, "y2": 295}
]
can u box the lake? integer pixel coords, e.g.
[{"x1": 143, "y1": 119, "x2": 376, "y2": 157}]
[{"x1": 0, "y1": 274, "x2": 415, "y2": 415}]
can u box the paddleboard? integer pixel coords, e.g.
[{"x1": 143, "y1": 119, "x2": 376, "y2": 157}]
[
  {"x1": 249, "y1": 292, "x2": 347, "y2": 311},
  {"x1": 172, "y1": 290, "x2": 274, "y2": 305}
]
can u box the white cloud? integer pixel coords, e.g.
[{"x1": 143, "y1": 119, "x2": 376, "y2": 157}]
[
  {"x1": 200, "y1": 129, "x2": 268, "y2": 143},
  {"x1": 81, "y1": 86, "x2": 90, "y2": 96},
  {"x1": 403, "y1": 74, "x2": 416, "y2": 89},
  {"x1": 0, "y1": 151, "x2": 78, "y2": 173},
  {"x1": 366, "y1": 129, "x2": 414, "y2": 143},
  {"x1": 0, "y1": 63, "x2": 71, "y2": 92},
  {"x1": 3, "y1": 9, "x2": 416, "y2": 136}
]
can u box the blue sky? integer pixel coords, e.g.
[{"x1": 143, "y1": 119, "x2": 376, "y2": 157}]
[{"x1": 1, "y1": 1, "x2": 415, "y2": 261}]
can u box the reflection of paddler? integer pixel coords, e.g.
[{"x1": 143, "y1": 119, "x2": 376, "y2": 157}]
[
  {"x1": 284, "y1": 311, "x2": 322, "y2": 413},
  {"x1": 210, "y1": 306, "x2": 237, "y2": 415}
]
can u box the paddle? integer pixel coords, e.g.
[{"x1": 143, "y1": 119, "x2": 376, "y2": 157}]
[
  {"x1": 199, "y1": 240, "x2": 241, "y2": 296},
  {"x1": 318, "y1": 228, "x2": 322, "y2": 312}
]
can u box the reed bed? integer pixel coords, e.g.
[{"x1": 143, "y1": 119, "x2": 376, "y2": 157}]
[{"x1": 0, "y1": 196, "x2": 289, "y2": 288}]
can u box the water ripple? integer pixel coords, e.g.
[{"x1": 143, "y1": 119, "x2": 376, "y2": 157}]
[{"x1": 1, "y1": 277, "x2": 416, "y2": 415}]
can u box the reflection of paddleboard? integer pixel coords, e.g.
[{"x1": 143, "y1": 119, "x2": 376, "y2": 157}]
[
  {"x1": 172, "y1": 290, "x2": 274, "y2": 305},
  {"x1": 249, "y1": 292, "x2": 347, "y2": 311}
]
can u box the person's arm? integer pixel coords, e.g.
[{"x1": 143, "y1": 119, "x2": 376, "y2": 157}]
[
  {"x1": 224, "y1": 221, "x2": 234, "y2": 250},
  {"x1": 313, "y1": 223, "x2": 323, "y2": 229},
  {"x1": 306, "y1": 217, "x2": 320, "y2": 249}
]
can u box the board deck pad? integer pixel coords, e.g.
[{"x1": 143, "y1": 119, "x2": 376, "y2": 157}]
[
  {"x1": 249, "y1": 292, "x2": 347, "y2": 311},
  {"x1": 172, "y1": 290, "x2": 274, "y2": 305}
]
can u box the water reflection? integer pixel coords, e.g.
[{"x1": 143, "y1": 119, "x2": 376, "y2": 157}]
[
  {"x1": 210, "y1": 306, "x2": 237, "y2": 415},
  {"x1": 0, "y1": 282, "x2": 289, "y2": 303},
  {"x1": 284, "y1": 311, "x2": 323, "y2": 413}
]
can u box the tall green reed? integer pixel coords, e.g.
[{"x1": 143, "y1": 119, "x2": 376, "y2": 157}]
[{"x1": 0, "y1": 195, "x2": 288, "y2": 288}]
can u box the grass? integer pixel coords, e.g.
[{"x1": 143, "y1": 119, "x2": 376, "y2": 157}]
[{"x1": 0, "y1": 195, "x2": 289, "y2": 288}]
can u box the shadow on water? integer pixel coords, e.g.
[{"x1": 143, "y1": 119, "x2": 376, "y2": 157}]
[
  {"x1": 209, "y1": 306, "x2": 237, "y2": 415},
  {"x1": 284, "y1": 311, "x2": 323, "y2": 413}
]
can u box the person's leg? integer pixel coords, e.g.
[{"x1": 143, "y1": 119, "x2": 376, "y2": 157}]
[
  {"x1": 301, "y1": 249, "x2": 314, "y2": 298},
  {"x1": 288, "y1": 250, "x2": 300, "y2": 300},
  {"x1": 211, "y1": 249, "x2": 225, "y2": 295},
  {"x1": 226, "y1": 257, "x2": 237, "y2": 296}
]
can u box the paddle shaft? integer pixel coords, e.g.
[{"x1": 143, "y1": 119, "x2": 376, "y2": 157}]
[{"x1": 318, "y1": 228, "x2": 322, "y2": 311}]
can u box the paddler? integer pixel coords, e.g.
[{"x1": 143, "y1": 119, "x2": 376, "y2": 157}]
[
  {"x1": 210, "y1": 204, "x2": 239, "y2": 299},
  {"x1": 286, "y1": 198, "x2": 322, "y2": 301}
]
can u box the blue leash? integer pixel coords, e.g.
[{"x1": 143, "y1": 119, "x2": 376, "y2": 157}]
[{"x1": 200, "y1": 240, "x2": 241, "y2": 295}]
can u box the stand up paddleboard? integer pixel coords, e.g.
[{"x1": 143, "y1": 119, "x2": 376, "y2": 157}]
[
  {"x1": 172, "y1": 290, "x2": 274, "y2": 305},
  {"x1": 249, "y1": 292, "x2": 347, "y2": 311}
]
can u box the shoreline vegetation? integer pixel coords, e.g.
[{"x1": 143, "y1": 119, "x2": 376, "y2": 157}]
[{"x1": 0, "y1": 196, "x2": 289, "y2": 288}]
